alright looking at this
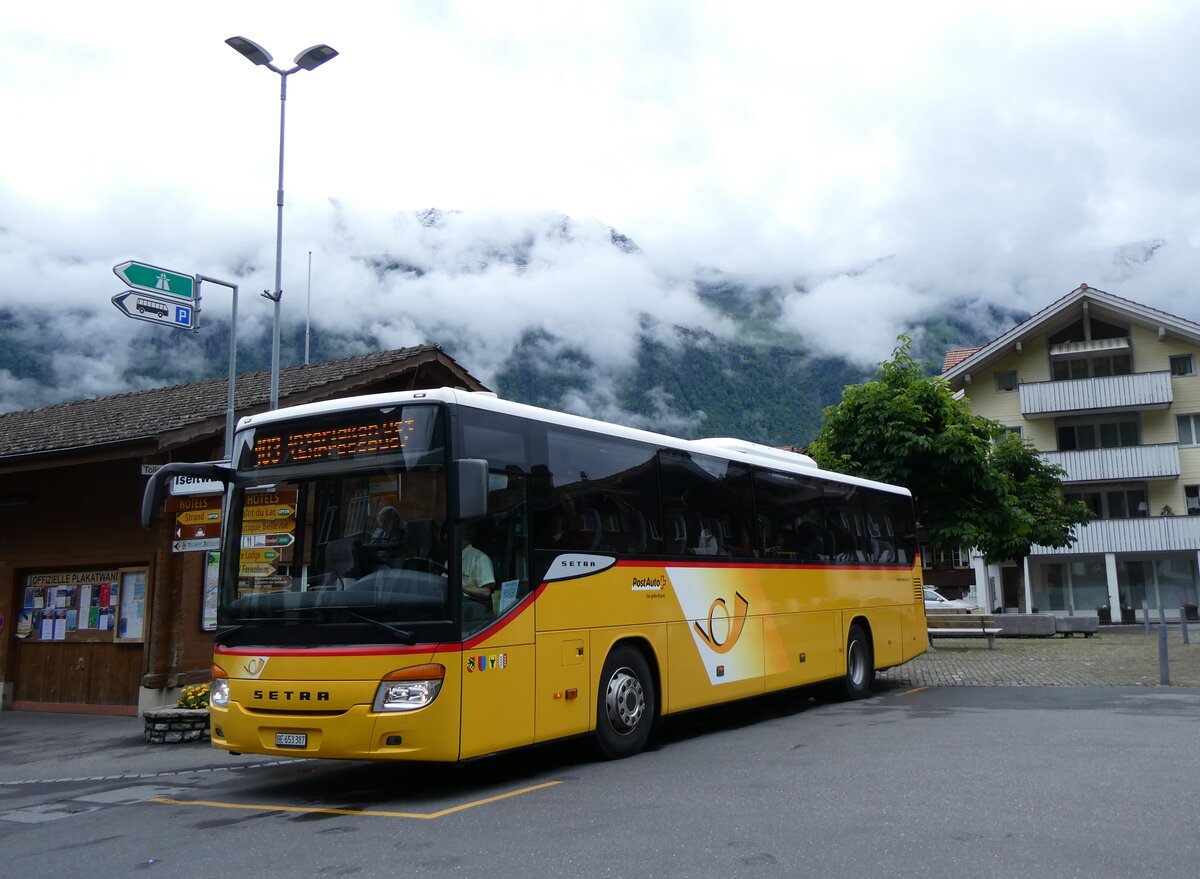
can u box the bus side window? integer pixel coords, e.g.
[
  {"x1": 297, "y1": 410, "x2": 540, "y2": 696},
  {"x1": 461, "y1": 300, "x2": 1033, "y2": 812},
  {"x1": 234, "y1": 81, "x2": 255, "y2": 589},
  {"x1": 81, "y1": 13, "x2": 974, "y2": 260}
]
[
  {"x1": 534, "y1": 428, "x2": 661, "y2": 569},
  {"x1": 660, "y1": 451, "x2": 754, "y2": 560},
  {"x1": 753, "y1": 469, "x2": 824, "y2": 564}
]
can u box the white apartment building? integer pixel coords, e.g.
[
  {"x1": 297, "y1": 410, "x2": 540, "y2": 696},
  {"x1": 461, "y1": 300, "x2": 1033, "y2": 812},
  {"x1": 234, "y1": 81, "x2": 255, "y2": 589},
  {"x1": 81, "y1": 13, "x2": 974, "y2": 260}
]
[{"x1": 941, "y1": 284, "x2": 1200, "y2": 620}]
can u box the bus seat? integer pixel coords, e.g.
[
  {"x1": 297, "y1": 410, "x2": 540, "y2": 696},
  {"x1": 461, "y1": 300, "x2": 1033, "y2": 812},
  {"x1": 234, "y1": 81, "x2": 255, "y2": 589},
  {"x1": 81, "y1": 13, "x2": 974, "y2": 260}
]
[
  {"x1": 698, "y1": 517, "x2": 723, "y2": 555},
  {"x1": 570, "y1": 507, "x2": 601, "y2": 551},
  {"x1": 402, "y1": 519, "x2": 437, "y2": 559},
  {"x1": 624, "y1": 511, "x2": 648, "y2": 552},
  {"x1": 827, "y1": 510, "x2": 857, "y2": 562},
  {"x1": 324, "y1": 536, "x2": 363, "y2": 585},
  {"x1": 666, "y1": 514, "x2": 687, "y2": 554}
]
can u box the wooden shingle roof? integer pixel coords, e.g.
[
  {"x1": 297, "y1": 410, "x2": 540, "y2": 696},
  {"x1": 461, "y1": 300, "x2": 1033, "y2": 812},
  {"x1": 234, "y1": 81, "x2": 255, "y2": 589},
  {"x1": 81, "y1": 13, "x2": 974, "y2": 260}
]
[{"x1": 0, "y1": 345, "x2": 485, "y2": 466}]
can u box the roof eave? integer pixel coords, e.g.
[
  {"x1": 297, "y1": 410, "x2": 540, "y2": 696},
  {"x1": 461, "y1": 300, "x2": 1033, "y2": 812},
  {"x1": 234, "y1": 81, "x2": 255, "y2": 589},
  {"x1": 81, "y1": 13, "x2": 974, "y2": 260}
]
[{"x1": 941, "y1": 285, "x2": 1200, "y2": 387}]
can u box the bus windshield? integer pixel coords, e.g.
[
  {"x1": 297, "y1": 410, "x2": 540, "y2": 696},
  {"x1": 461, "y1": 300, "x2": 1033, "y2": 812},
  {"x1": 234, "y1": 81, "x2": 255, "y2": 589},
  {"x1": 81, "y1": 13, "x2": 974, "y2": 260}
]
[{"x1": 217, "y1": 405, "x2": 454, "y2": 646}]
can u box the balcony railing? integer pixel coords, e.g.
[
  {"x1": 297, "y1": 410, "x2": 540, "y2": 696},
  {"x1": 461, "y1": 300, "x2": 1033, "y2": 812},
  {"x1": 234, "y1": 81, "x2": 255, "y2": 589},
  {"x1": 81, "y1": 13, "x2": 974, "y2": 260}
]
[
  {"x1": 1041, "y1": 443, "x2": 1181, "y2": 483},
  {"x1": 1019, "y1": 371, "x2": 1173, "y2": 418},
  {"x1": 1031, "y1": 514, "x2": 1200, "y2": 556}
]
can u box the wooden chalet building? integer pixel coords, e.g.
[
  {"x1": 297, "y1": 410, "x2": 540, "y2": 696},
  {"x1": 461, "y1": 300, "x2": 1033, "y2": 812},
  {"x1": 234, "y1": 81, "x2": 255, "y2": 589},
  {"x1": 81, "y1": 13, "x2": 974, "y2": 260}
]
[{"x1": 0, "y1": 345, "x2": 485, "y2": 714}]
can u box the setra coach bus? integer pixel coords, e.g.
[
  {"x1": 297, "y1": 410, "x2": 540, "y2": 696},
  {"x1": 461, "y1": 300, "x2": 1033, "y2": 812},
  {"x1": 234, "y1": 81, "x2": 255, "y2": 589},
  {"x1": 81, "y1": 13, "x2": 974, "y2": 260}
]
[{"x1": 143, "y1": 387, "x2": 927, "y2": 761}]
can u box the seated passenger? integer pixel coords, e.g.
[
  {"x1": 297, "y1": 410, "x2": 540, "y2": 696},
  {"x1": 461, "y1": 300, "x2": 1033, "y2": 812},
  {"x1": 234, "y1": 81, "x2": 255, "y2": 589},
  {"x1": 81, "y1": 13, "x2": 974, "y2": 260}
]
[
  {"x1": 461, "y1": 528, "x2": 497, "y2": 610},
  {"x1": 371, "y1": 506, "x2": 403, "y2": 544}
]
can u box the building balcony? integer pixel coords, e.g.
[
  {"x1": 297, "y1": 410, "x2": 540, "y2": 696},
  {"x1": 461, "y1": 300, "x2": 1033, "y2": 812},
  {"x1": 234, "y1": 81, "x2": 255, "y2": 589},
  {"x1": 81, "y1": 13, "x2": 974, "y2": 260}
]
[
  {"x1": 1019, "y1": 371, "x2": 1173, "y2": 418},
  {"x1": 1031, "y1": 514, "x2": 1200, "y2": 556},
  {"x1": 1041, "y1": 443, "x2": 1181, "y2": 483}
]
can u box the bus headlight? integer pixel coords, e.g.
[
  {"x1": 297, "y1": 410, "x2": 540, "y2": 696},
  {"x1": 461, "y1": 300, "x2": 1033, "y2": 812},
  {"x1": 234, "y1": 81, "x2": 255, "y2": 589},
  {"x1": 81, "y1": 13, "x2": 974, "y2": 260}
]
[
  {"x1": 210, "y1": 675, "x2": 230, "y2": 709},
  {"x1": 373, "y1": 664, "x2": 445, "y2": 712}
]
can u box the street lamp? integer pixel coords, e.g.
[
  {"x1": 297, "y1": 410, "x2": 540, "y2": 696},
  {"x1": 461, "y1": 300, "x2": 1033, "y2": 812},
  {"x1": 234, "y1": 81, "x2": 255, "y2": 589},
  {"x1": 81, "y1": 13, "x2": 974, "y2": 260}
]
[{"x1": 226, "y1": 35, "x2": 338, "y2": 410}]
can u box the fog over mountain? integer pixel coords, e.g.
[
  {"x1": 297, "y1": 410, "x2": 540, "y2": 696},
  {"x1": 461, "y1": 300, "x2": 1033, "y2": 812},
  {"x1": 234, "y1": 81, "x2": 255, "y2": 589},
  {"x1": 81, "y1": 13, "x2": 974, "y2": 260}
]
[
  {"x1": 0, "y1": 197, "x2": 1186, "y2": 445},
  {"x1": 6, "y1": 4, "x2": 1200, "y2": 443}
]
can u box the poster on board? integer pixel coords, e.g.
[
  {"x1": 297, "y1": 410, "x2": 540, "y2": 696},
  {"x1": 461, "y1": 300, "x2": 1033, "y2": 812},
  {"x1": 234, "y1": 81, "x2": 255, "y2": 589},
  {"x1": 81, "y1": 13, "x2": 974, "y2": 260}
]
[{"x1": 115, "y1": 568, "x2": 147, "y2": 643}]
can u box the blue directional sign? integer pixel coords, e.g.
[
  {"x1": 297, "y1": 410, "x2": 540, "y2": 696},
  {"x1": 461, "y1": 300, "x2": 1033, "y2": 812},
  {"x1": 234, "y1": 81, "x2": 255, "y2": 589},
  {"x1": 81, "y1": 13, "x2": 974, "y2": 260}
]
[{"x1": 111, "y1": 290, "x2": 198, "y2": 330}]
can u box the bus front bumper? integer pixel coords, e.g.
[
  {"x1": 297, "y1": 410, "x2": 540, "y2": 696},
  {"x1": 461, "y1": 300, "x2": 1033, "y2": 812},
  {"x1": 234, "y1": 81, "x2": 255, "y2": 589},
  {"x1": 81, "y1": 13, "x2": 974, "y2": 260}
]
[{"x1": 210, "y1": 702, "x2": 461, "y2": 762}]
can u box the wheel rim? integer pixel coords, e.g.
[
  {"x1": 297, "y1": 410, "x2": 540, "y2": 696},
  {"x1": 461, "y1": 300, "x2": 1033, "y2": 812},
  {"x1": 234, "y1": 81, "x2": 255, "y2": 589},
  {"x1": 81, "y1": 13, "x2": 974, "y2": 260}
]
[
  {"x1": 605, "y1": 666, "x2": 645, "y2": 735},
  {"x1": 847, "y1": 639, "x2": 866, "y2": 687}
]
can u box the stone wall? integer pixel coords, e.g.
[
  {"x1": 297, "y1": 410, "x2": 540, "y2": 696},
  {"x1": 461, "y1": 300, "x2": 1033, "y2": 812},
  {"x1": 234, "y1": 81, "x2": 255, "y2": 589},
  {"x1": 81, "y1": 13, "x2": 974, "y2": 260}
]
[{"x1": 143, "y1": 708, "x2": 210, "y2": 744}]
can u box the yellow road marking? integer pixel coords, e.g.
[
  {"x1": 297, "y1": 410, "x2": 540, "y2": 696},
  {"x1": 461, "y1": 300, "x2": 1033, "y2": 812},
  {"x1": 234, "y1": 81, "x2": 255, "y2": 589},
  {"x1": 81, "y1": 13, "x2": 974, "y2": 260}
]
[
  {"x1": 150, "y1": 780, "x2": 561, "y2": 820},
  {"x1": 897, "y1": 686, "x2": 927, "y2": 697}
]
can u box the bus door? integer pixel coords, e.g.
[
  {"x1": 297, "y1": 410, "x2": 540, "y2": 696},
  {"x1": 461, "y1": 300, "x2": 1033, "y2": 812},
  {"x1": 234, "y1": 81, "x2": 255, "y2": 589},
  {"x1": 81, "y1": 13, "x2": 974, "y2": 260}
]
[{"x1": 458, "y1": 471, "x2": 537, "y2": 758}]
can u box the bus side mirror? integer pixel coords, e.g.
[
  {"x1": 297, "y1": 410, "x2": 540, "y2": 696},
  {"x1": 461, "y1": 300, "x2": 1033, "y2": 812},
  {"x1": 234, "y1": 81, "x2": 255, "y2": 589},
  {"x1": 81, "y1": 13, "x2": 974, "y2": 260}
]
[
  {"x1": 141, "y1": 462, "x2": 232, "y2": 528},
  {"x1": 453, "y1": 458, "x2": 488, "y2": 522}
]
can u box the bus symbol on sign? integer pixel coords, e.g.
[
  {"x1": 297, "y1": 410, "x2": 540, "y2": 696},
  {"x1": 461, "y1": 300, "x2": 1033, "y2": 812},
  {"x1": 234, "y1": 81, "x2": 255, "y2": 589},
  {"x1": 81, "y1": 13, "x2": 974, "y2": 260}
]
[
  {"x1": 111, "y1": 290, "x2": 197, "y2": 331},
  {"x1": 137, "y1": 298, "x2": 168, "y2": 318}
]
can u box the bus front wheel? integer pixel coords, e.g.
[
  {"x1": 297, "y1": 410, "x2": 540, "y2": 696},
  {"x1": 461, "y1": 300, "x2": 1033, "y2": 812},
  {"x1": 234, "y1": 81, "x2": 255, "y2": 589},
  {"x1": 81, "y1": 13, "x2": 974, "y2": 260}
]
[
  {"x1": 595, "y1": 645, "x2": 655, "y2": 760},
  {"x1": 839, "y1": 623, "x2": 874, "y2": 700}
]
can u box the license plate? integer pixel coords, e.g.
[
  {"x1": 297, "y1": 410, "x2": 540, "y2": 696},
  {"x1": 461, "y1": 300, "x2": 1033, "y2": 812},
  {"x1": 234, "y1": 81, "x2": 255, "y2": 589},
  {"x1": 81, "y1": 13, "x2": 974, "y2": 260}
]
[{"x1": 275, "y1": 732, "x2": 307, "y2": 748}]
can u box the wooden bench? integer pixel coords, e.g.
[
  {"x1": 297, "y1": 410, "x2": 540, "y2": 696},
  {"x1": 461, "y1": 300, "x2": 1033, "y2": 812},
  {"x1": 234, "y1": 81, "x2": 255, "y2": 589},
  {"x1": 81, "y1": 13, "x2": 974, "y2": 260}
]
[{"x1": 926, "y1": 613, "x2": 1002, "y2": 648}]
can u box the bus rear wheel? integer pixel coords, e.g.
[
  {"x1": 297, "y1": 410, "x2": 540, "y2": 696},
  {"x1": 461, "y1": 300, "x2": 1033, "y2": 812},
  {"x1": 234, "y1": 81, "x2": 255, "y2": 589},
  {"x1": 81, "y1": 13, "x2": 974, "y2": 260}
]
[
  {"x1": 839, "y1": 623, "x2": 874, "y2": 700},
  {"x1": 595, "y1": 645, "x2": 655, "y2": 760}
]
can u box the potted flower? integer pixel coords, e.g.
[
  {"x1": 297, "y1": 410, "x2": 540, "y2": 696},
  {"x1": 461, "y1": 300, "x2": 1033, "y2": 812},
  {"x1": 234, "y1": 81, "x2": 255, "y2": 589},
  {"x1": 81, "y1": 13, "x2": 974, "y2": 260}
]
[
  {"x1": 1185, "y1": 602, "x2": 1199, "y2": 622},
  {"x1": 178, "y1": 683, "x2": 210, "y2": 709},
  {"x1": 144, "y1": 682, "x2": 211, "y2": 744},
  {"x1": 1120, "y1": 594, "x2": 1136, "y2": 624},
  {"x1": 1097, "y1": 603, "x2": 1112, "y2": 624}
]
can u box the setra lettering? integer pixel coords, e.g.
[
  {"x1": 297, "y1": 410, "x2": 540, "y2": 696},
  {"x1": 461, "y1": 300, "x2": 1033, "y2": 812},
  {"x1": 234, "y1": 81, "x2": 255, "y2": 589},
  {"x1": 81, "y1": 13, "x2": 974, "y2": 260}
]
[{"x1": 253, "y1": 689, "x2": 330, "y2": 701}]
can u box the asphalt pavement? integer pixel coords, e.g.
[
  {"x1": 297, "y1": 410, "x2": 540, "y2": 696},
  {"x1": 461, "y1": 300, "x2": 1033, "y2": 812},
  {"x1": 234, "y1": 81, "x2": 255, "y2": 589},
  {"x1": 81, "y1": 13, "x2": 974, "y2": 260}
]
[{"x1": 1, "y1": 627, "x2": 1196, "y2": 785}]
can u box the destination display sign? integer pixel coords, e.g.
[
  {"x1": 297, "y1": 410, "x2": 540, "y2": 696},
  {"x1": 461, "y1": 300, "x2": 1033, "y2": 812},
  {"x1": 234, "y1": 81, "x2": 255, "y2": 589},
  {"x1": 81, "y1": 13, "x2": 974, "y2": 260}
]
[{"x1": 246, "y1": 407, "x2": 439, "y2": 470}]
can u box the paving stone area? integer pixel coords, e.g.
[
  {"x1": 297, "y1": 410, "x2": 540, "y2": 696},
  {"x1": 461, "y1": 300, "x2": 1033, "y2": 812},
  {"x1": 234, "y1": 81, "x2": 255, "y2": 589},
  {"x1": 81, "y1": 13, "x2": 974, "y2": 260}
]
[{"x1": 879, "y1": 628, "x2": 1200, "y2": 688}]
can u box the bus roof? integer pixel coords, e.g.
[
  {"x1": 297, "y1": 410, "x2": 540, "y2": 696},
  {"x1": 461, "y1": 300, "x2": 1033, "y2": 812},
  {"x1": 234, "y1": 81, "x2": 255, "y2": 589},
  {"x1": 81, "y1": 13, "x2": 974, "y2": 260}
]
[{"x1": 235, "y1": 387, "x2": 911, "y2": 498}]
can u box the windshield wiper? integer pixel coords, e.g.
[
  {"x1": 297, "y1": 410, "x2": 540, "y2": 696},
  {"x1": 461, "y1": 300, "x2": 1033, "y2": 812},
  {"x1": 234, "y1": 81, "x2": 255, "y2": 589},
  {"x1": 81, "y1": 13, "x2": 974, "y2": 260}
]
[
  {"x1": 214, "y1": 624, "x2": 244, "y2": 645},
  {"x1": 218, "y1": 609, "x2": 415, "y2": 644},
  {"x1": 344, "y1": 609, "x2": 415, "y2": 644}
]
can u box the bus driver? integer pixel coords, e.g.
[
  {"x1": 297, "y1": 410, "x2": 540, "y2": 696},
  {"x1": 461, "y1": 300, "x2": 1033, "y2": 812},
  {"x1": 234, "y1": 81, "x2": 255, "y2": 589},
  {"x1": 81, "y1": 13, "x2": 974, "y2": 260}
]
[{"x1": 461, "y1": 528, "x2": 497, "y2": 609}]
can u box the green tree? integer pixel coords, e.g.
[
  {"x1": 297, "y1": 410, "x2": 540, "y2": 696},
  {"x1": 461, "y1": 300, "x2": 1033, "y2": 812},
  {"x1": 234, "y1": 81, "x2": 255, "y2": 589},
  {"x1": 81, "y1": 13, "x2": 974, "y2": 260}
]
[{"x1": 808, "y1": 336, "x2": 1090, "y2": 561}]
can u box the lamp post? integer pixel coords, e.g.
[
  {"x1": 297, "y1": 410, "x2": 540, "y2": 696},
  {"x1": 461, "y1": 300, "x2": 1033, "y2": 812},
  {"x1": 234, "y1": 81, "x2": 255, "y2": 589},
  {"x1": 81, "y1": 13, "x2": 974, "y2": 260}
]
[{"x1": 226, "y1": 35, "x2": 338, "y2": 410}]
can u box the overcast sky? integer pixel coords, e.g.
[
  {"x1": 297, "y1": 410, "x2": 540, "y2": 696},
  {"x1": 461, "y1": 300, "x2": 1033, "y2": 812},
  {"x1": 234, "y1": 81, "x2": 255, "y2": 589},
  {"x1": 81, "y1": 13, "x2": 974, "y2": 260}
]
[{"x1": 3, "y1": 1, "x2": 1200, "y2": 414}]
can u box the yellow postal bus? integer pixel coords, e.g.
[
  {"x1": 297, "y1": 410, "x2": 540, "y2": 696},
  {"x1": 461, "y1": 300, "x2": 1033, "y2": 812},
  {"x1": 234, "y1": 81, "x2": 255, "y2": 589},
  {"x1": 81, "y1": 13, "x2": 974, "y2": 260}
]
[{"x1": 144, "y1": 388, "x2": 926, "y2": 761}]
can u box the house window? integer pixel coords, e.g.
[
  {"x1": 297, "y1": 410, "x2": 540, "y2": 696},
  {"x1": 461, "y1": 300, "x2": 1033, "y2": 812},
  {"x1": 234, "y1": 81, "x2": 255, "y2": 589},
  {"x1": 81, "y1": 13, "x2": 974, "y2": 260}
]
[
  {"x1": 1053, "y1": 358, "x2": 1091, "y2": 381},
  {"x1": 1056, "y1": 415, "x2": 1139, "y2": 451},
  {"x1": 995, "y1": 425, "x2": 1022, "y2": 443},
  {"x1": 1052, "y1": 354, "x2": 1132, "y2": 380},
  {"x1": 1066, "y1": 486, "x2": 1148, "y2": 519},
  {"x1": 922, "y1": 546, "x2": 970, "y2": 568},
  {"x1": 1170, "y1": 354, "x2": 1195, "y2": 377},
  {"x1": 995, "y1": 371, "x2": 1018, "y2": 392},
  {"x1": 1178, "y1": 414, "x2": 1200, "y2": 447},
  {"x1": 1092, "y1": 354, "x2": 1132, "y2": 377},
  {"x1": 1186, "y1": 486, "x2": 1200, "y2": 516}
]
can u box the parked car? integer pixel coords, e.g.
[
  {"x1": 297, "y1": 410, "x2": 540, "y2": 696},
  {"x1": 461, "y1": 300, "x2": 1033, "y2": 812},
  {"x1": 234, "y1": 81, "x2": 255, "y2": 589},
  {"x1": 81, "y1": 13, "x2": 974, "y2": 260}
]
[{"x1": 923, "y1": 587, "x2": 976, "y2": 613}]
